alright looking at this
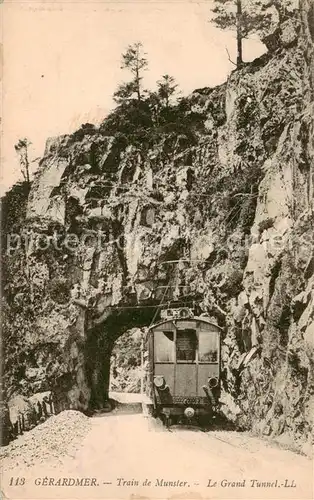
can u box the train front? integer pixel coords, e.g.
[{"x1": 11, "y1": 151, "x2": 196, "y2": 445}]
[{"x1": 149, "y1": 313, "x2": 222, "y2": 426}]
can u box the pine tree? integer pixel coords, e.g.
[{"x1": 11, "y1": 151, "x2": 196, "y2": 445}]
[
  {"x1": 146, "y1": 75, "x2": 179, "y2": 126},
  {"x1": 113, "y1": 42, "x2": 148, "y2": 104},
  {"x1": 211, "y1": 0, "x2": 274, "y2": 67},
  {"x1": 156, "y1": 75, "x2": 179, "y2": 109}
]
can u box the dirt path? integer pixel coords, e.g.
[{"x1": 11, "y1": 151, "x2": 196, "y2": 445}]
[{"x1": 1, "y1": 400, "x2": 313, "y2": 500}]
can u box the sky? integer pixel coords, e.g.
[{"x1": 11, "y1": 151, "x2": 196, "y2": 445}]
[{"x1": 1, "y1": 0, "x2": 266, "y2": 194}]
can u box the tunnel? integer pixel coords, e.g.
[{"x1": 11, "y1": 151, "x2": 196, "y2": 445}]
[{"x1": 84, "y1": 306, "x2": 157, "y2": 410}]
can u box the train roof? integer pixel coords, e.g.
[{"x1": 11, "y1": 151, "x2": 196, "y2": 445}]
[{"x1": 148, "y1": 316, "x2": 223, "y2": 332}]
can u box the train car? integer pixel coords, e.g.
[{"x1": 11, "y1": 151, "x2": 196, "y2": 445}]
[{"x1": 147, "y1": 310, "x2": 222, "y2": 426}]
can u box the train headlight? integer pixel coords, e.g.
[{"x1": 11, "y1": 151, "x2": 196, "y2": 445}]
[
  {"x1": 208, "y1": 377, "x2": 219, "y2": 388},
  {"x1": 154, "y1": 375, "x2": 165, "y2": 388},
  {"x1": 184, "y1": 407, "x2": 195, "y2": 419}
]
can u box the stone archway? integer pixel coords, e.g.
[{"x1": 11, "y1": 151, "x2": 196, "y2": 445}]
[{"x1": 84, "y1": 306, "x2": 156, "y2": 410}]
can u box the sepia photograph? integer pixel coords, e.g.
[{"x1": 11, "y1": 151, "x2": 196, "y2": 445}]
[{"x1": 0, "y1": 0, "x2": 313, "y2": 499}]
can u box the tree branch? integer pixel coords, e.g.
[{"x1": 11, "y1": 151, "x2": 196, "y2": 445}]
[{"x1": 225, "y1": 47, "x2": 237, "y2": 66}]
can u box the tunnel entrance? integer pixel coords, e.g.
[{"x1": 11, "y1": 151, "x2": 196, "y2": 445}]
[
  {"x1": 84, "y1": 297, "x2": 204, "y2": 412},
  {"x1": 85, "y1": 307, "x2": 155, "y2": 411}
]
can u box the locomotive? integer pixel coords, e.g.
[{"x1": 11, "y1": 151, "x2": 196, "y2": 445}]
[{"x1": 147, "y1": 308, "x2": 222, "y2": 426}]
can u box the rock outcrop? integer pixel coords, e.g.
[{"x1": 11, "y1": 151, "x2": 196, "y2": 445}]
[{"x1": 2, "y1": 2, "x2": 313, "y2": 455}]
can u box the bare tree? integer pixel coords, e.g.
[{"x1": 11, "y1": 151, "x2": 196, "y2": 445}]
[{"x1": 14, "y1": 138, "x2": 31, "y2": 186}]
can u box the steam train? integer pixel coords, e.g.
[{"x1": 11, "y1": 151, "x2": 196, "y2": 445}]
[{"x1": 147, "y1": 308, "x2": 222, "y2": 426}]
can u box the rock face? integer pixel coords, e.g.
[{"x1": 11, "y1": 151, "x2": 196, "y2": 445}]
[{"x1": 3, "y1": 4, "x2": 313, "y2": 454}]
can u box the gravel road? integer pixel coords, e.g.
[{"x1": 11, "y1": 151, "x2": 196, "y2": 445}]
[{"x1": 1, "y1": 397, "x2": 312, "y2": 500}]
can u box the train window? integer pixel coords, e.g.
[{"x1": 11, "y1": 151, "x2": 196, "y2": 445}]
[
  {"x1": 198, "y1": 331, "x2": 219, "y2": 362},
  {"x1": 154, "y1": 331, "x2": 174, "y2": 362},
  {"x1": 176, "y1": 329, "x2": 197, "y2": 363}
]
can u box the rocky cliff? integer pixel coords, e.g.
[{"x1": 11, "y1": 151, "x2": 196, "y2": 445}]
[{"x1": 3, "y1": 2, "x2": 313, "y2": 454}]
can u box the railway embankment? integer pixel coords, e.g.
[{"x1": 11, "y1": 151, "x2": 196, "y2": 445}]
[{"x1": 0, "y1": 410, "x2": 91, "y2": 471}]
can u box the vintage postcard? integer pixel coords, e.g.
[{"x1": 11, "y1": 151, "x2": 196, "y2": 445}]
[{"x1": 1, "y1": 0, "x2": 313, "y2": 499}]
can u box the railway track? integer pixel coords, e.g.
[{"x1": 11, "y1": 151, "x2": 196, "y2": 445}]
[{"x1": 164, "y1": 420, "x2": 254, "y2": 454}]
